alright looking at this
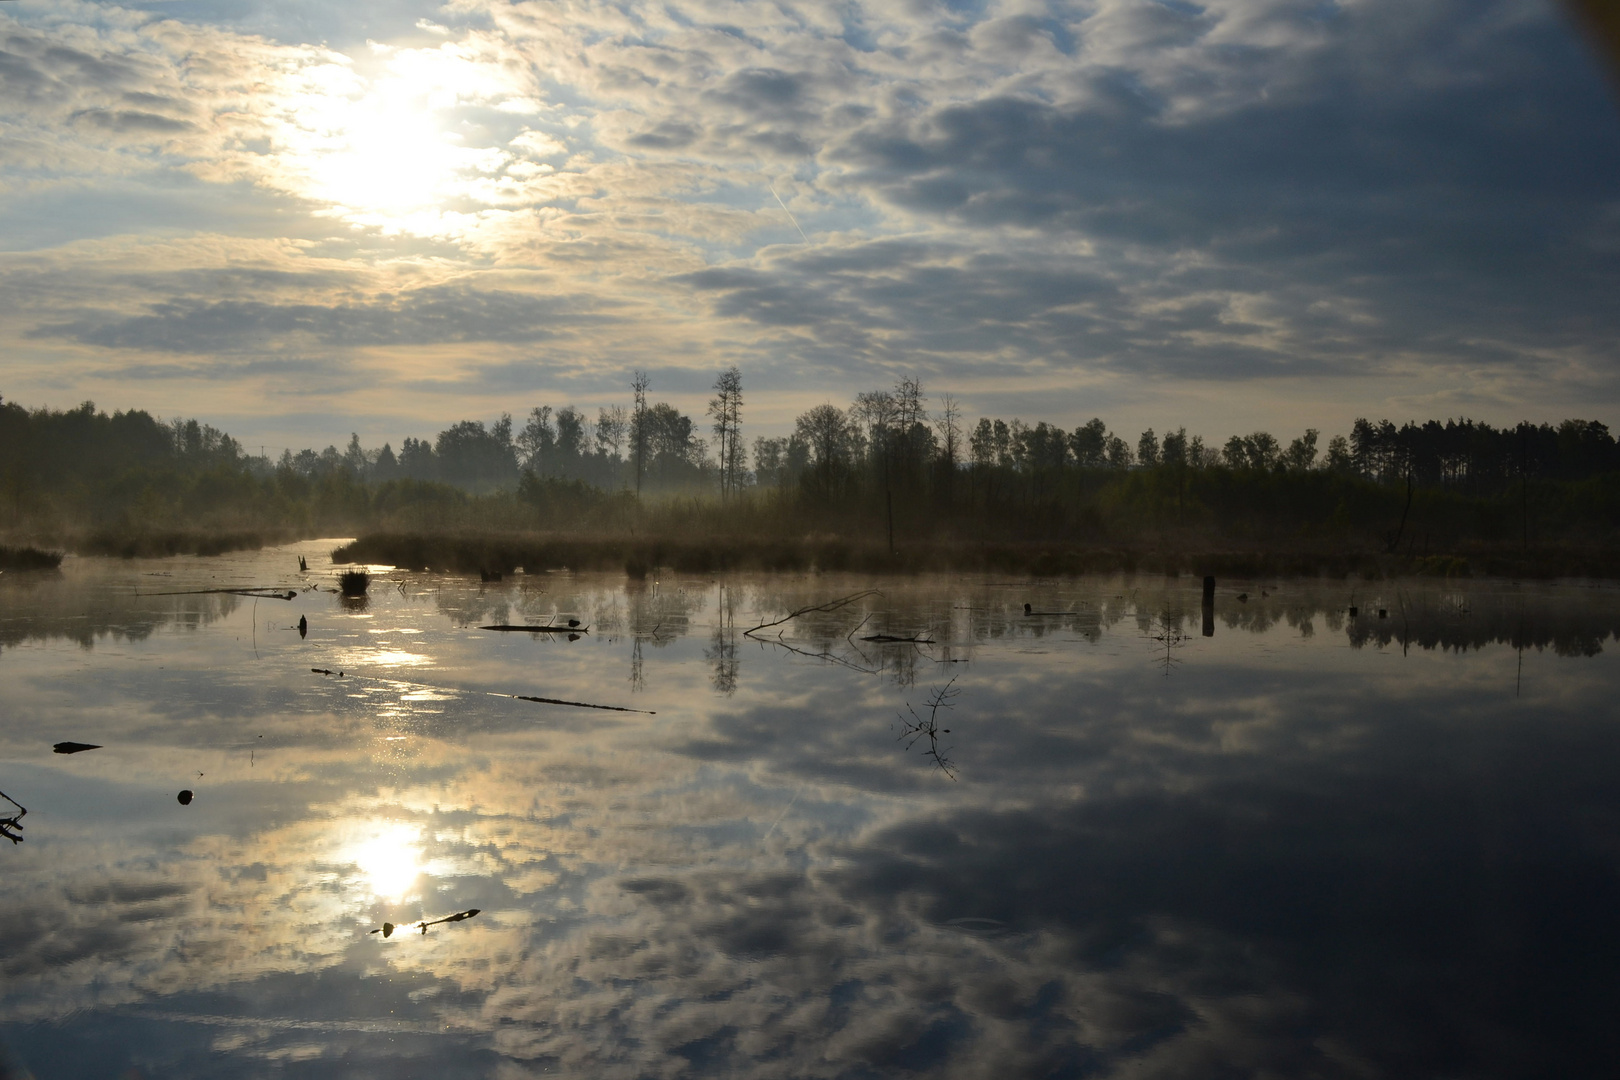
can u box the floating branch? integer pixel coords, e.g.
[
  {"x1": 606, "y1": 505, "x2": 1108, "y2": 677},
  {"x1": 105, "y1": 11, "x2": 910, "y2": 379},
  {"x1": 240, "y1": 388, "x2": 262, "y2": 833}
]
[
  {"x1": 370, "y1": 909, "x2": 482, "y2": 939},
  {"x1": 861, "y1": 634, "x2": 936, "y2": 644},
  {"x1": 143, "y1": 588, "x2": 297, "y2": 600},
  {"x1": 416, "y1": 908, "x2": 481, "y2": 933},
  {"x1": 503, "y1": 693, "x2": 653, "y2": 715}
]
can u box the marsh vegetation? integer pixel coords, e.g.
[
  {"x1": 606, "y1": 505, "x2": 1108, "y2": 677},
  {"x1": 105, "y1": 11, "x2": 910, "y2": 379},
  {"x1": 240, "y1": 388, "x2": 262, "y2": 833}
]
[{"x1": 4, "y1": 383, "x2": 1619, "y2": 576}]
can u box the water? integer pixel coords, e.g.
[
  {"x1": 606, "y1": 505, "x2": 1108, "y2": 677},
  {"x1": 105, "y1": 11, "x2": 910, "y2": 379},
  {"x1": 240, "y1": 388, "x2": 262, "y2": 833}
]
[{"x1": 1, "y1": 542, "x2": 1618, "y2": 1078}]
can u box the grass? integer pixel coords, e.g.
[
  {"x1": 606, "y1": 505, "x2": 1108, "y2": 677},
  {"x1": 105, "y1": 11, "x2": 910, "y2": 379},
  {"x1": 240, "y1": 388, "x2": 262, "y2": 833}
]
[{"x1": 0, "y1": 545, "x2": 64, "y2": 571}]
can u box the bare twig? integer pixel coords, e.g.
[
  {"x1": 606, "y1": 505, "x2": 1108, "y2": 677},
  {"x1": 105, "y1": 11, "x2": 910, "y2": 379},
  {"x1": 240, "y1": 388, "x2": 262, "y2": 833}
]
[
  {"x1": 0, "y1": 787, "x2": 26, "y2": 844},
  {"x1": 845, "y1": 612, "x2": 874, "y2": 645},
  {"x1": 896, "y1": 677, "x2": 960, "y2": 779},
  {"x1": 745, "y1": 591, "x2": 880, "y2": 638},
  {"x1": 1146, "y1": 615, "x2": 1188, "y2": 675}
]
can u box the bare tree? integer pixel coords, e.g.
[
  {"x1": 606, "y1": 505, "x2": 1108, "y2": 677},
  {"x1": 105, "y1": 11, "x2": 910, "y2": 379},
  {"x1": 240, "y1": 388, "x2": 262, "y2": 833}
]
[
  {"x1": 935, "y1": 395, "x2": 961, "y2": 467},
  {"x1": 935, "y1": 394, "x2": 961, "y2": 508},
  {"x1": 707, "y1": 366, "x2": 744, "y2": 500},
  {"x1": 894, "y1": 377, "x2": 926, "y2": 432},
  {"x1": 631, "y1": 370, "x2": 650, "y2": 496}
]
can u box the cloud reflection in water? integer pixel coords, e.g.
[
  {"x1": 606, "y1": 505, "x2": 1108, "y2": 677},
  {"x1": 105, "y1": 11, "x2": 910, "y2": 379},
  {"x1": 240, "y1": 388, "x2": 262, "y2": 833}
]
[{"x1": 1, "y1": 548, "x2": 1618, "y2": 1077}]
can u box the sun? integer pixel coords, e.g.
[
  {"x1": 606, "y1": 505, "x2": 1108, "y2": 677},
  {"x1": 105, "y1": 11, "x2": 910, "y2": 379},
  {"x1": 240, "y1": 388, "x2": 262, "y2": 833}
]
[
  {"x1": 304, "y1": 94, "x2": 461, "y2": 215},
  {"x1": 254, "y1": 39, "x2": 544, "y2": 233}
]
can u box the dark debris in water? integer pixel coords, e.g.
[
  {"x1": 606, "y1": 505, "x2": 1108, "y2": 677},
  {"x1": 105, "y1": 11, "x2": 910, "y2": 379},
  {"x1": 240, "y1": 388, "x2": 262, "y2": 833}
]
[
  {"x1": 370, "y1": 909, "x2": 481, "y2": 938},
  {"x1": 479, "y1": 624, "x2": 588, "y2": 633},
  {"x1": 53, "y1": 741, "x2": 102, "y2": 755}
]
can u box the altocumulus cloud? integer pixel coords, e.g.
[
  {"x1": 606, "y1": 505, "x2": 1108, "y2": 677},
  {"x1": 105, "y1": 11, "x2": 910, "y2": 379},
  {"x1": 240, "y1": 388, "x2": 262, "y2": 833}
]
[
  {"x1": 30, "y1": 284, "x2": 609, "y2": 353},
  {"x1": 0, "y1": 0, "x2": 1617, "y2": 436}
]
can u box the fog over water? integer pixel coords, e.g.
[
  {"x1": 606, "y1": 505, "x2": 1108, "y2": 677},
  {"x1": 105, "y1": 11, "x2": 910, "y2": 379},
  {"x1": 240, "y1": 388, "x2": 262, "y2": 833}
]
[{"x1": 2, "y1": 543, "x2": 1618, "y2": 1077}]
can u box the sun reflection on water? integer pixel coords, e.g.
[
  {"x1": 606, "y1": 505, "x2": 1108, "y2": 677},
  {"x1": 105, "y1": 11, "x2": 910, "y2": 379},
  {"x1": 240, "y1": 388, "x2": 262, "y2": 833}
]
[{"x1": 346, "y1": 823, "x2": 423, "y2": 903}]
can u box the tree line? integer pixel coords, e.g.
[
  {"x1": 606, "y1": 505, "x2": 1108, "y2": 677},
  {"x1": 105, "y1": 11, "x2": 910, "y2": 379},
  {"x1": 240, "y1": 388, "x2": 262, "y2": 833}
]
[
  {"x1": 282, "y1": 369, "x2": 733, "y2": 495},
  {"x1": 3, "y1": 382, "x2": 1618, "y2": 556},
  {"x1": 260, "y1": 370, "x2": 1620, "y2": 500}
]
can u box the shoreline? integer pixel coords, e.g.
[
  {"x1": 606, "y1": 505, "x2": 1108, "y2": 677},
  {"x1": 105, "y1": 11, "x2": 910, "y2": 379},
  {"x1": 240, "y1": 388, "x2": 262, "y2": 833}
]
[{"x1": 327, "y1": 532, "x2": 1620, "y2": 582}]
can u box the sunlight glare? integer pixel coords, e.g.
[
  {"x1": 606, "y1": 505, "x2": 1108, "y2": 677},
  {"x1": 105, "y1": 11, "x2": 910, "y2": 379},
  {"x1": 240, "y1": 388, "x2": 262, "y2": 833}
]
[
  {"x1": 260, "y1": 40, "x2": 549, "y2": 234},
  {"x1": 347, "y1": 822, "x2": 423, "y2": 902}
]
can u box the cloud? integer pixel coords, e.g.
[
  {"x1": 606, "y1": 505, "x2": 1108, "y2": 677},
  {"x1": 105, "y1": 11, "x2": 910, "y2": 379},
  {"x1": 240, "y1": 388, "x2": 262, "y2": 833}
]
[
  {"x1": 31, "y1": 284, "x2": 608, "y2": 352},
  {"x1": 1, "y1": 0, "x2": 1618, "y2": 441},
  {"x1": 5, "y1": 573, "x2": 1620, "y2": 1074}
]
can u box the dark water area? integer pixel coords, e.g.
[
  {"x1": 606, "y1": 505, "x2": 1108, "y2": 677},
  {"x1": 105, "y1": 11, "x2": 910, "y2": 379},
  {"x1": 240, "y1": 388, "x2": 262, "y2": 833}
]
[{"x1": 1, "y1": 544, "x2": 1618, "y2": 1078}]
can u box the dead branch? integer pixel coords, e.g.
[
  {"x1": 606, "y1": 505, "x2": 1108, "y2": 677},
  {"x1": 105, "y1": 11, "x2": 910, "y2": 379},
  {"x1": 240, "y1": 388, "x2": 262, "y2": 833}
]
[
  {"x1": 745, "y1": 591, "x2": 881, "y2": 639},
  {"x1": 751, "y1": 632, "x2": 881, "y2": 675},
  {"x1": 0, "y1": 787, "x2": 26, "y2": 844},
  {"x1": 369, "y1": 908, "x2": 482, "y2": 939},
  {"x1": 895, "y1": 676, "x2": 960, "y2": 779}
]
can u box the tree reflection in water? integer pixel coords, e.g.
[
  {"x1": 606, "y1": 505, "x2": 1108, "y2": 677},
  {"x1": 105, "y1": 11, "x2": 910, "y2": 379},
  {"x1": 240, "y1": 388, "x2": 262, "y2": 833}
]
[{"x1": 3, "y1": 555, "x2": 1620, "y2": 1077}]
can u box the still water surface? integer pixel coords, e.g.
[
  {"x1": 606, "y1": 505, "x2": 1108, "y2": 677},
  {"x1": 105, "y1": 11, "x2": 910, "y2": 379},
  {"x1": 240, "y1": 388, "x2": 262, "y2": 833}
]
[{"x1": 2, "y1": 542, "x2": 1618, "y2": 1078}]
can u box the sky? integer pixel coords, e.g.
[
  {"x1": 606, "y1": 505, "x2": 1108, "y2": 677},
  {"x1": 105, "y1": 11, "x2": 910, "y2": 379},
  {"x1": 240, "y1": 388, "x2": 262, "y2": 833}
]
[{"x1": 1, "y1": 0, "x2": 1617, "y2": 454}]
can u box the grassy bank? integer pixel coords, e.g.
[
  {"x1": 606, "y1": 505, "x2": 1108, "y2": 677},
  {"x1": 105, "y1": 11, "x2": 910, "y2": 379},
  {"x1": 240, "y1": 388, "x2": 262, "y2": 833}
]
[
  {"x1": 0, "y1": 545, "x2": 64, "y2": 571},
  {"x1": 330, "y1": 532, "x2": 1620, "y2": 580}
]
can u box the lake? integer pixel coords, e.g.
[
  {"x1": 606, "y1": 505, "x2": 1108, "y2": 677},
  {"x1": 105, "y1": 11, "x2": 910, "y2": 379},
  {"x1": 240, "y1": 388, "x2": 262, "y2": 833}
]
[{"x1": 2, "y1": 542, "x2": 1618, "y2": 1078}]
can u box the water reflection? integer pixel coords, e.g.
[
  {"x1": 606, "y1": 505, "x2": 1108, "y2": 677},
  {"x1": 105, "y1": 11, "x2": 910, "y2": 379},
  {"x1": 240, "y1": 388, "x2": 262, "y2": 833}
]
[
  {"x1": 346, "y1": 821, "x2": 424, "y2": 903},
  {"x1": 0, "y1": 567, "x2": 242, "y2": 652},
  {"x1": 1, "y1": 548, "x2": 1618, "y2": 1077}
]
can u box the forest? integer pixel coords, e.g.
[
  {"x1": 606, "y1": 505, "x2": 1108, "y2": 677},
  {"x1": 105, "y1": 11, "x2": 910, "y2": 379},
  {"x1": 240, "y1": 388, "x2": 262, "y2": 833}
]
[{"x1": 2, "y1": 372, "x2": 1618, "y2": 576}]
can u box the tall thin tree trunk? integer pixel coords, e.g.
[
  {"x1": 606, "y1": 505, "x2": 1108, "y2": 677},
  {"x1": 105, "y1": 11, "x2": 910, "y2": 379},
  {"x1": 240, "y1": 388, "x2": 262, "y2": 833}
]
[{"x1": 887, "y1": 488, "x2": 895, "y2": 554}]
